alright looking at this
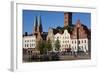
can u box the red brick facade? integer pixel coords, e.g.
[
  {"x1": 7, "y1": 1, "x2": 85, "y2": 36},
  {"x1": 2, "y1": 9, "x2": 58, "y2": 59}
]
[{"x1": 71, "y1": 20, "x2": 90, "y2": 39}]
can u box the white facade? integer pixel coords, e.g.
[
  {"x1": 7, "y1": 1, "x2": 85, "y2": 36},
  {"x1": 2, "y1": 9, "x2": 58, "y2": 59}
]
[
  {"x1": 54, "y1": 29, "x2": 89, "y2": 52},
  {"x1": 54, "y1": 30, "x2": 71, "y2": 51},
  {"x1": 23, "y1": 35, "x2": 36, "y2": 49},
  {"x1": 70, "y1": 39, "x2": 78, "y2": 52},
  {"x1": 23, "y1": 30, "x2": 89, "y2": 53},
  {"x1": 71, "y1": 38, "x2": 88, "y2": 53}
]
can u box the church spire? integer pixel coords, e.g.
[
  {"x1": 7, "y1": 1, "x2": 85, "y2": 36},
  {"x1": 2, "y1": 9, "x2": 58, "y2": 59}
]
[
  {"x1": 33, "y1": 16, "x2": 38, "y2": 33},
  {"x1": 37, "y1": 15, "x2": 43, "y2": 33},
  {"x1": 38, "y1": 15, "x2": 41, "y2": 26}
]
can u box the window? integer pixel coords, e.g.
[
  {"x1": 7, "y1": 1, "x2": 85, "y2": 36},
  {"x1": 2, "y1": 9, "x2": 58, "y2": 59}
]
[
  {"x1": 84, "y1": 40, "x2": 86, "y2": 43},
  {"x1": 74, "y1": 41, "x2": 75, "y2": 44},
  {"x1": 30, "y1": 44, "x2": 31, "y2": 47},
  {"x1": 78, "y1": 40, "x2": 80, "y2": 44},
  {"x1": 72, "y1": 41, "x2": 73, "y2": 44},
  {"x1": 25, "y1": 44, "x2": 26, "y2": 47},
  {"x1": 31, "y1": 51, "x2": 32, "y2": 54},
  {"x1": 82, "y1": 40, "x2": 83, "y2": 43},
  {"x1": 28, "y1": 51, "x2": 30, "y2": 55},
  {"x1": 82, "y1": 46, "x2": 83, "y2": 49},
  {"x1": 57, "y1": 37, "x2": 59, "y2": 39},
  {"x1": 27, "y1": 40, "x2": 29, "y2": 42},
  {"x1": 27, "y1": 44, "x2": 28, "y2": 47},
  {"x1": 32, "y1": 44, "x2": 33, "y2": 46},
  {"x1": 65, "y1": 41, "x2": 67, "y2": 43},
  {"x1": 67, "y1": 45, "x2": 68, "y2": 47},
  {"x1": 85, "y1": 46, "x2": 86, "y2": 49},
  {"x1": 69, "y1": 44, "x2": 71, "y2": 48}
]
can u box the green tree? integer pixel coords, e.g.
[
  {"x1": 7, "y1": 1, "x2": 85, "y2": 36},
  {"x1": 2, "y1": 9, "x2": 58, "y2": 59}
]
[
  {"x1": 56, "y1": 26, "x2": 62, "y2": 30},
  {"x1": 37, "y1": 40, "x2": 46, "y2": 55},
  {"x1": 54, "y1": 39, "x2": 61, "y2": 51},
  {"x1": 45, "y1": 39, "x2": 52, "y2": 52},
  {"x1": 63, "y1": 25, "x2": 73, "y2": 33}
]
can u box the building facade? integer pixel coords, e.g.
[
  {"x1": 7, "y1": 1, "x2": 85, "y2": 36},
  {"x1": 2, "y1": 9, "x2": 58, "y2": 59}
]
[
  {"x1": 54, "y1": 30, "x2": 71, "y2": 51},
  {"x1": 23, "y1": 13, "x2": 90, "y2": 55},
  {"x1": 23, "y1": 35, "x2": 36, "y2": 49},
  {"x1": 71, "y1": 20, "x2": 89, "y2": 53}
]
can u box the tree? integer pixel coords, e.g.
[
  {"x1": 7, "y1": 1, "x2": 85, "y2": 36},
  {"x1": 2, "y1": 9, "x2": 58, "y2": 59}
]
[
  {"x1": 63, "y1": 25, "x2": 73, "y2": 33},
  {"x1": 54, "y1": 39, "x2": 61, "y2": 51},
  {"x1": 56, "y1": 26, "x2": 62, "y2": 30},
  {"x1": 45, "y1": 39, "x2": 52, "y2": 53},
  {"x1": 37, "y1": 40, "x2": 46, "y2": 55}
]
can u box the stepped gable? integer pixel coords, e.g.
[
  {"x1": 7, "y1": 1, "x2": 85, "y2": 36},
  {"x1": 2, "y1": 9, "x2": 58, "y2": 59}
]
[{"x1": 71, "y1": 19, "x2": 90, "y2": 39}]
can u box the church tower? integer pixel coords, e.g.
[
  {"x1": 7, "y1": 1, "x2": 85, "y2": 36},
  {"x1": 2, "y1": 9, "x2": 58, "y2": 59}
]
[
  {"x1": 33, "y1": 16, "x2": 38, "y2": 35},
  {"x1": 33, "y1": 15, "x2": 43, "y2": 42},
  {"x1": 64, "y1": 12, "x2": 72, "y2": 27},
  {"x1": 37, "y1": 15, "x2": 43, "y2": 34},
  {"x1": 33, "y1": 16, "x2": 43, "y2": 35}
]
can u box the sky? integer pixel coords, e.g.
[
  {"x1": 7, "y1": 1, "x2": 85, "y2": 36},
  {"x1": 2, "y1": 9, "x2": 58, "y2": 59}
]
[{"x1": 23, "y1": 10, "x2": 91, "y2": 34}]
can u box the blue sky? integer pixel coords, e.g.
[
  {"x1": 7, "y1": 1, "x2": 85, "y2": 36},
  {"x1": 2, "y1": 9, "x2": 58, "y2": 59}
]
[{"x1": 23, "y1": 10, "x2": 91, "y2": 34}]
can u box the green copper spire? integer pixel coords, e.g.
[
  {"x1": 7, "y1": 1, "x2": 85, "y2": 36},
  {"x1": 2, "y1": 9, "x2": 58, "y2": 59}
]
[
  {"x1": 38, "y1": 15, "x2": 43, "y2": 33},
  {"x1": 34, "y1": 16, "x2": 38, "y2": 31}
]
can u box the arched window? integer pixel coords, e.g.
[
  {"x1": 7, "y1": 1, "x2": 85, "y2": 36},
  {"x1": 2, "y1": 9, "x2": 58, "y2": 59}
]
[
  {"x1": 84, "y1": 40, "x2": 86, "y2": 43},
  {"x1": 27, "y1": 44, "x2": 28, "y2": 47}
]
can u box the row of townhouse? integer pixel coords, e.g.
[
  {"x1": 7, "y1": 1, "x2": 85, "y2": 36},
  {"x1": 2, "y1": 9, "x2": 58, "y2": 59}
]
[
  {"x1": 47, "y1": 29, "x2": 89, "y2": 53},
  {"x1": 23, "y1": 31, "x2": 89, "y2": 54},
  {"x1": 23, "y1": 20, "x2": 90, "y2": 54},
  {"x1": 47, "y1": 20, "x2": 90, "y2": 53}
]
